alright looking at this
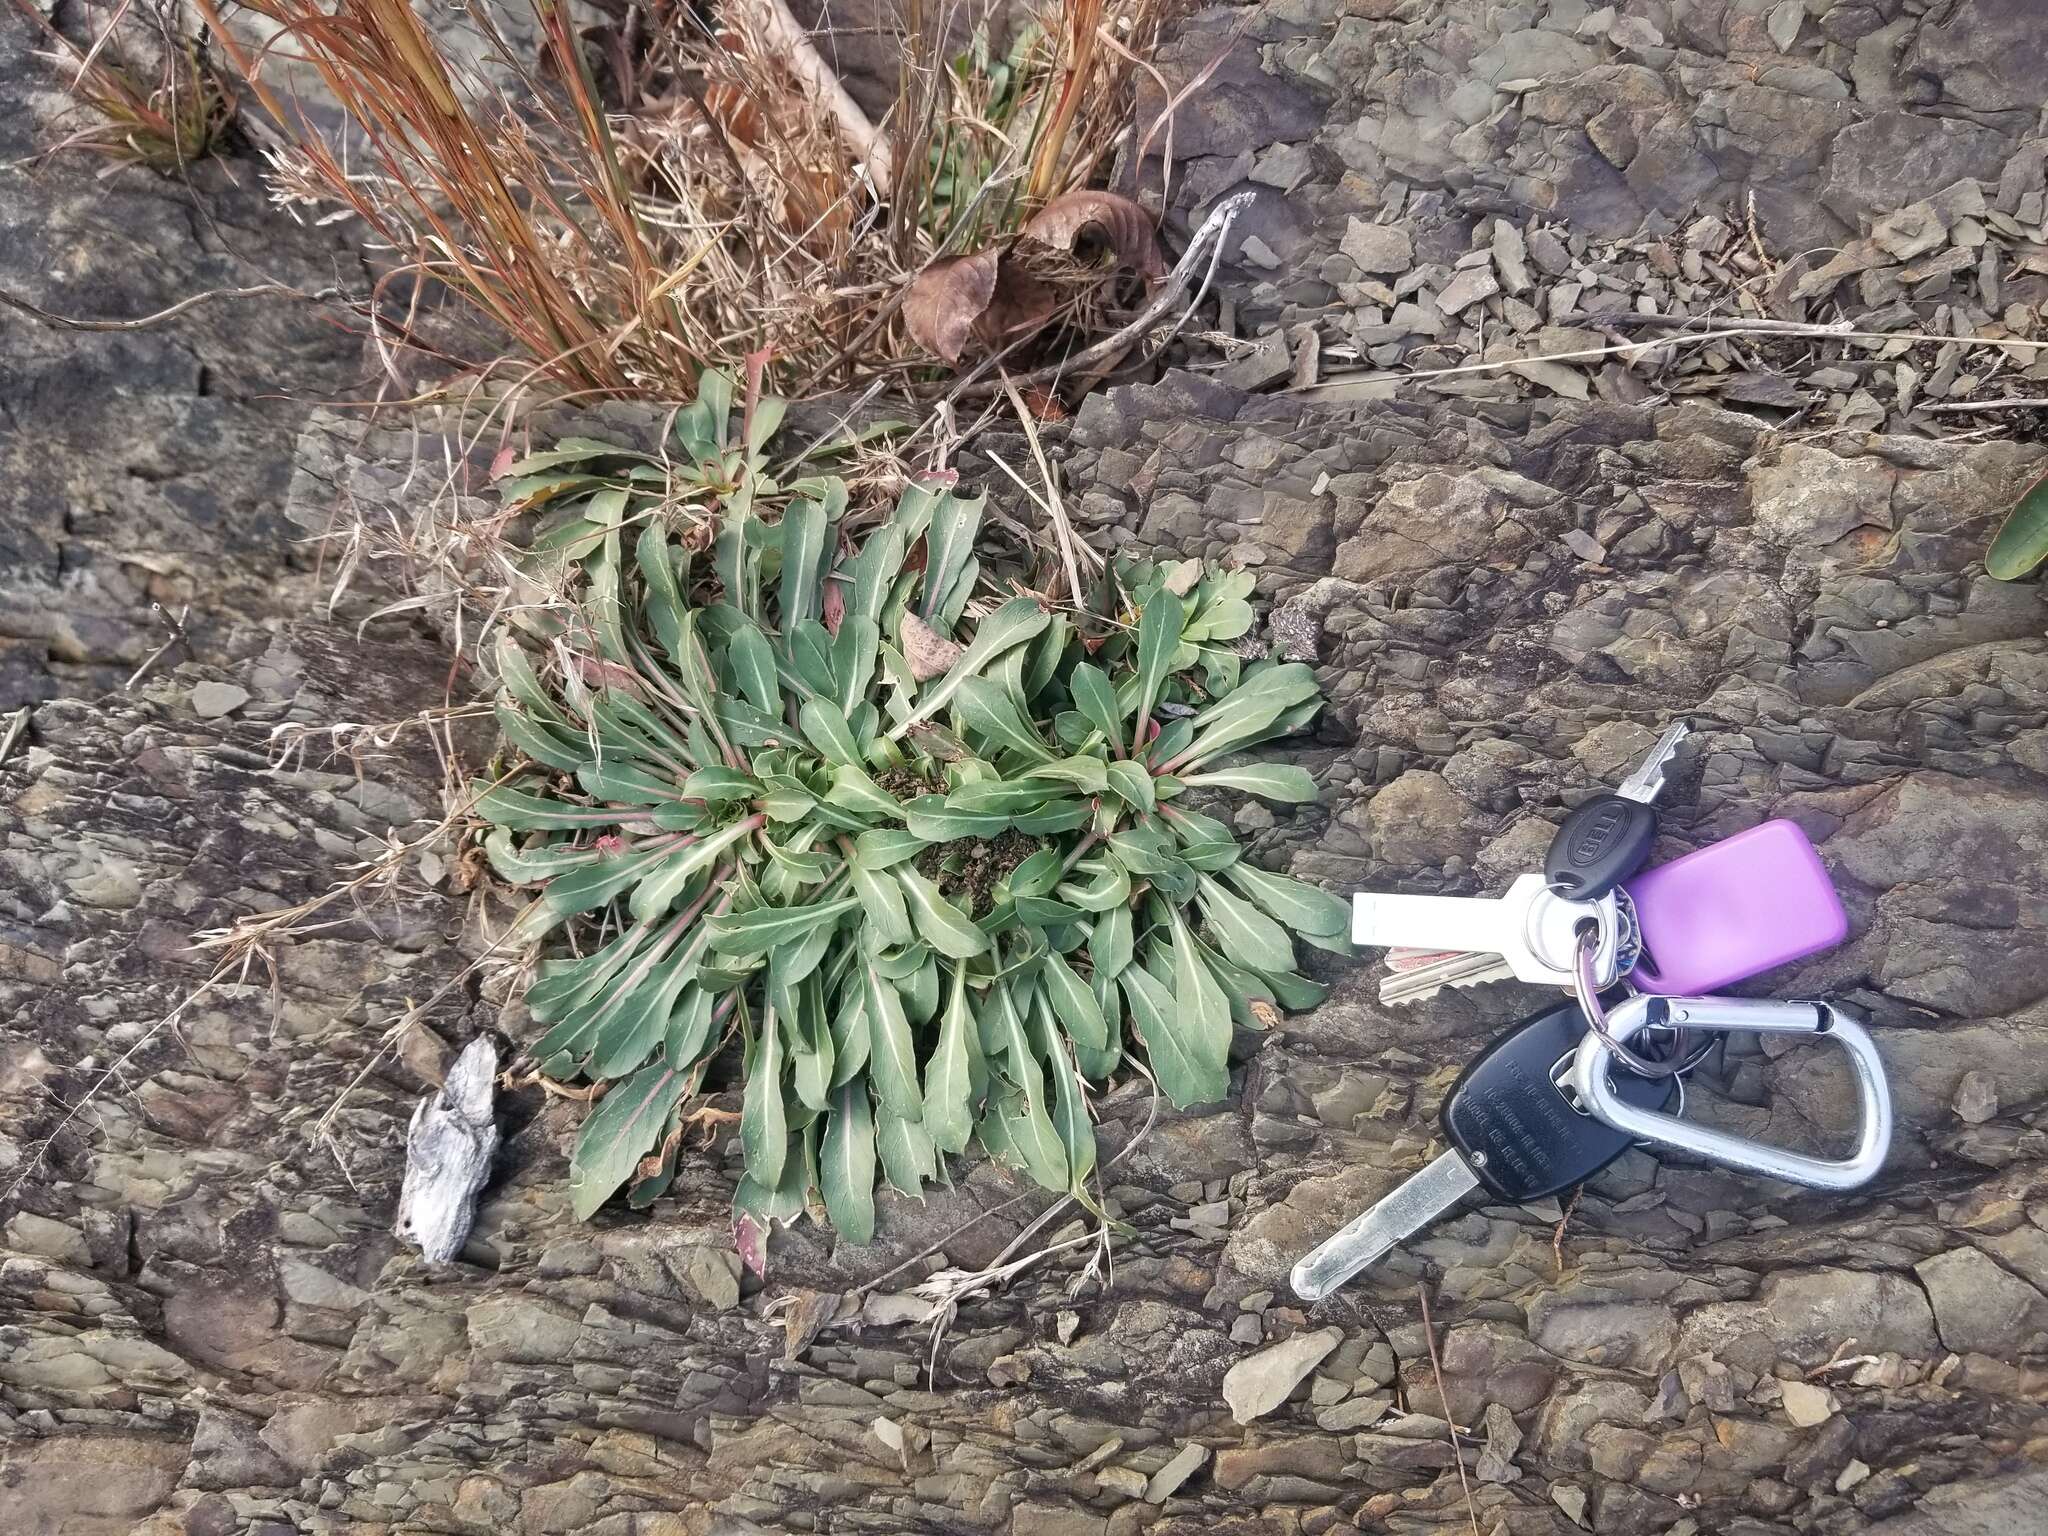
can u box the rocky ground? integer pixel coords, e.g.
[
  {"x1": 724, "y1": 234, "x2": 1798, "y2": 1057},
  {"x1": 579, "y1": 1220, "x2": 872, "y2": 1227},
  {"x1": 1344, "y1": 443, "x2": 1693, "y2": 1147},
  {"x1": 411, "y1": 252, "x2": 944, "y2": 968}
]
[
  {"x1": 0, "y1": 5, "x2": 366, "y2": 708},
  {"x1": 6, "y1": 2, "x2": 2048, "y2": 1535}
]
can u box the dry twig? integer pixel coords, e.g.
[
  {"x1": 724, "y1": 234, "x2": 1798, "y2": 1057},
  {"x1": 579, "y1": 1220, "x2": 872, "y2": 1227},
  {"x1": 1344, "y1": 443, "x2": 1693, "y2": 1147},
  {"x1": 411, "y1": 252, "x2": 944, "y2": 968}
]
[{"x1": 1418, "y1": 1282, "x2": 1483, "y2": 1536}]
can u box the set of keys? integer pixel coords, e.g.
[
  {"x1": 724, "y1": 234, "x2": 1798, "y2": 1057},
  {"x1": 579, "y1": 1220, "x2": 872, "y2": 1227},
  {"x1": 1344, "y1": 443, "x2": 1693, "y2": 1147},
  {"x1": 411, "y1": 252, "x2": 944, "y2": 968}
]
[{"x1": 1291, "y1": 722, "x2": 1893, "y2": 1302}]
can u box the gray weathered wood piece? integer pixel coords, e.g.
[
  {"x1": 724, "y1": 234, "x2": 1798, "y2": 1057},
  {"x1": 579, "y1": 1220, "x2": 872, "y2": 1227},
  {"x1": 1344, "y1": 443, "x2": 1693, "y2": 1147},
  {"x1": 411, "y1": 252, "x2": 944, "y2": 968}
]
[{"x1": 395, "y1": 1036, "x2": 500, "y2": 1263}]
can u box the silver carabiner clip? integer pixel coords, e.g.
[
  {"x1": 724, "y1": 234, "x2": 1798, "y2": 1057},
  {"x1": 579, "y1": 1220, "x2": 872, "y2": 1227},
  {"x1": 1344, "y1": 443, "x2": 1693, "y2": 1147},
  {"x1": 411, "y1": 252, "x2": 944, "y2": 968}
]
[{"x1": 1566, "y1": 993, "x2": 1892, "y2": 1191}]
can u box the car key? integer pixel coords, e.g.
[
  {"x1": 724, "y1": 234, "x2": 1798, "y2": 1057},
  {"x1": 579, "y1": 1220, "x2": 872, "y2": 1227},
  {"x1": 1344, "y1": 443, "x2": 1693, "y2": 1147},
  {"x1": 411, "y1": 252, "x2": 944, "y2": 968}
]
[
  {"x1": 1543, "y1": 721, "x2": 1691, "y2": 900},
  {"x1": 1353, "y1": 873, "x2": 1625, "y2": 994},
  {"x1": 1290, "y1": 1001, "x2": 1678, "y2": 1301}
]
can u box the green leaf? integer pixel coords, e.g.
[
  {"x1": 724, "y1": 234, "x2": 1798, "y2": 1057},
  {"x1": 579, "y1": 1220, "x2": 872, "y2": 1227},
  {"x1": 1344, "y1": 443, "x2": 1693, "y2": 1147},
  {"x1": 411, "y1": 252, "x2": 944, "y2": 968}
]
[
  {"x1": 1181, "y1": 664, "x2": 1322, "y2": 766},
  {"x1": 781, "y1": 495, "x2": 830, "y2": 627},
  {"x1": 989, "y1": 984, "x2": 1068, "y2": 1193},
  {"x1": 636, "y1": 525, "x2": 688, "y2": 657},
  {"x1": 904, "y1": 796, "x2": 1011, "y2": 841},
  {"x1": 1183, "y1": 763, "x2": 1319, "y2": 802},
  {"x1": 1058, "y1": 856, "x2": 1131, "y2": 912},
  {"x1": 954, "y1": 676, "x2": 1056, "y2": 763},
  {"x1": 1121, "y1": 914, "x2": 1231, "y2": 1108},
  {"x1": 629, "y1": 816, "x2": 760, "y2": 923},
  {"x1": 877, "y1": 1109, "x2": 938, "y2": 1196},
  {"x1": 851, "y1": 860, "x2": 914, "y2": 947},
  {"x1": 895, "y1": 866, "x2": 990, "y2": 958},
  {"x1": 1197, "y1": 873, "x2": 1299, "y2": 974},
  {"x1": 473, "y1": 781, "x2": 622, "y2": 831},
  {"x1": 570, "y1": 1062, "x2": 690, "y2": 1220},
  {"x1": 1224, "y1": 863, "x2": 1351, "y2": 939},
  {"x1": 832, "y1": 615, "x2": 881, "y2": 712},
  {"x1": 854, "y1": 828, "x2": 927, "y2": 869},
  {"x1": 728, "y1": 622, "x2": 781, "y2": 717},
  {"x1": 742, "y1": 1012, "x2": 789, "y2": 1186},
  {"x1": 944, "y1": 779, "x2": 1066, "y2": 816},
  {"x1": 666, "y1": 986, "x2": 717, "y2": 1066},
  {"x1": 1131, "y1": 590, "x2": 1185, "y2": 733},
  {"x1": 1039, "y1": 950, "x2": 1108, "y2": 1051},
  {"x1": 888, "y1": 597, "x2": 1050, "y2": 739},
  {"x1": 1988, "y1": 471, "x2": 2048, "y2": 581},
  {"x1": 826, "y1": 765, "x2": 903, "y2": 818},
  {"x1": 683, "y1": 765, "x2": 758, "y2": 802},
  {"x1": 1104, "y1": 759, "x2": 1157, "y2": 812},
  {"x1": 821, "y1": 1081, "x2": 877, "y2": 1243},
  {"x1": 1028, "y1": 991, "x2": 1097, "y2": 1201},
  {"x1": 920, "y1": 490, "x2": 985, "y2": 620},
  {"x1": 1027, "y1": 755, "x2": 1109, "y2": 794},
  {"x1": 1185, "y1": 596, "x2": 1254, "y2": 642},
  {"x1": 923, "y1": 967, "x2": 976, "y2": 1154},
  {"x1": 485, "y1": 829, "x2": 600, "y2": 885},
  {"x1": 544, "y1": 839, "x2": 681, "y2": 918},
  {"x1": 708, "y1": 893, "x2": 859, "y2": 956},
  {"x1": 1090, "y1": 903, "x2": 1133, "y2": 979},
  {"x1": 495, "y1": 700, "x2": 585, "y2": 773},
  {"x1": 799, "y1": 698, "x2": 862, "y2": 767},
  {"x1": 865, "y1": 960, "x2": 924, "y2": 1120},
  {"x1": 1068, "y1": 662, "x2": 1123, "y2": 754}
]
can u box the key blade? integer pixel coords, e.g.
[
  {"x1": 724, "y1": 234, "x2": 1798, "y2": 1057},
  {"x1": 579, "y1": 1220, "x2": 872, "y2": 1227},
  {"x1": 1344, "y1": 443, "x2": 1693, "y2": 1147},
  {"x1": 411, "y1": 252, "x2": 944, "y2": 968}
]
[
  {"x1": 1378, "y1": 954, "x2": 1515, "y2": 1005},
  {"x1": 1616, "y1": 720, "x2": 1692, "y2": 804},
  {"x1": 1291, "y1": 1150, "x2": 1481, "y2": 1301}
]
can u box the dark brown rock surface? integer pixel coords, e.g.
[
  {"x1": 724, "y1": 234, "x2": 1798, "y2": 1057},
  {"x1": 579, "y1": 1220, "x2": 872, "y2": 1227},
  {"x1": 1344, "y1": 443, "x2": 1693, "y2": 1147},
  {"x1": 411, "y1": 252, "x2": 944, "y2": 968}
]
[{"x1": 7, "y1": 381, "x2": 2048, "y2": 1536}]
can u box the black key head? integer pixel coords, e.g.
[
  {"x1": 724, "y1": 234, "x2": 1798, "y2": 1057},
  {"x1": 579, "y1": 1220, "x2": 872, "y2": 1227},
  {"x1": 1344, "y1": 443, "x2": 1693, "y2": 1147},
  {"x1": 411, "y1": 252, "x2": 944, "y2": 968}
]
[
  {"x1": 1544, "y1": 794, "x2": 1659, "y2": 900},
  {"x1": 1441, "y1": 1002, "x2": 1678, "y2": 1204}
]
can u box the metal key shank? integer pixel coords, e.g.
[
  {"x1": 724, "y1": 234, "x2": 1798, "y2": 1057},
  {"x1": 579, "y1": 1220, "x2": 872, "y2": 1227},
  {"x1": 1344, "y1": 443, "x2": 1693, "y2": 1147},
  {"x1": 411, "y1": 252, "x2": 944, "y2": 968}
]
[
  {"x1": 1352, "y1": 874, "x2": 1624, "y2": 985},
  {"x1": 1566, "y1": 994, "x2": 1891, "y2": 1191}
]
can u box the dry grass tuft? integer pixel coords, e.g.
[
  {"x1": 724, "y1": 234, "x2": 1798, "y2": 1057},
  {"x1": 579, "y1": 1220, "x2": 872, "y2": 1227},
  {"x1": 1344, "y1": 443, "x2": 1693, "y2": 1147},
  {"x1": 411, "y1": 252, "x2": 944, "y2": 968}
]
[
  {"x1": 19, "y1": 0, "x2": 239, "y2": 172},
  {"x1": 192, "y1": 0, "x2": 1181, "y2": 398}
]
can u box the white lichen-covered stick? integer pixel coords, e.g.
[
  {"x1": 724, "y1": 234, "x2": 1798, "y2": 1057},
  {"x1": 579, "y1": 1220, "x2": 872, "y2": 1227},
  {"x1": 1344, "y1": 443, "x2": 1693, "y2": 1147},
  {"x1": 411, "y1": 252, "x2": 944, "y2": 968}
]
[{"x1": 395, "y1": 1036, "x2": 500, "y2": 1263}]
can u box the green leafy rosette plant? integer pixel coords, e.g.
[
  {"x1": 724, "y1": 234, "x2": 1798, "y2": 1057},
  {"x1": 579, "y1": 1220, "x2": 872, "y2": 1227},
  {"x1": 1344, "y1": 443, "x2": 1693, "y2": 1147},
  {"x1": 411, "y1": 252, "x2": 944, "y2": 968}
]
[{"x1": 480, "y1": 374, "x2": 1350, "y2": 1242}]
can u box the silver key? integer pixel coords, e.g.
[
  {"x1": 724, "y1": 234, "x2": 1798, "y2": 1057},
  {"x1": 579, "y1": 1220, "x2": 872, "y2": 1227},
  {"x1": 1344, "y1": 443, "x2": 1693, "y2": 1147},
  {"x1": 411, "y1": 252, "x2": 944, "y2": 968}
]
[
  {"x1": 1616, "y1": 720, "x2": 1692, "y2": 804},
  {"x1": 1378, "y1": 952, "x2": 1513, "y2": 1005},
  {"x1": 1352, "y1": 873, "x2": 1622, "y2": 986},
  {"x1": 1292, "y1": 1150, "x2": 1475, "y2": 1300},
  {"x1": 1378, "y1": 890, "x2": 1644, "y2": 1007}
]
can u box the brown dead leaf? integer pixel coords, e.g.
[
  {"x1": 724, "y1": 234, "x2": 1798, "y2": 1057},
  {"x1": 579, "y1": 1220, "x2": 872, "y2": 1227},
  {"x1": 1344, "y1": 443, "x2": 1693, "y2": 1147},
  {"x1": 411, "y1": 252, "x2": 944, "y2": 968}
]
[
  {"x1": 902, "y1": 246, "x2": 1060, "y2": 364},
  {"x1": 904, "y1": 251, "x2": 999, "y2": 364},
  {"x1": 900, "y1": 611, "x2": 965, "y2": 680},
  {"x1": 1022, "y1": 190, "x2": 1165, "y2": 281},
  {"x1": 778, "y1": 1286, "x2": 845, "y2": 1361}
]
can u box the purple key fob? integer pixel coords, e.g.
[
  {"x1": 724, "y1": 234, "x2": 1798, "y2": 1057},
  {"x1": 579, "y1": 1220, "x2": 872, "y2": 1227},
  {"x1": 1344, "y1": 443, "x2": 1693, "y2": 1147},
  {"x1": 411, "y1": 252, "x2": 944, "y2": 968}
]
[{"x1": 1623, "y1": 819, "x2": 1848, "y2": 995}]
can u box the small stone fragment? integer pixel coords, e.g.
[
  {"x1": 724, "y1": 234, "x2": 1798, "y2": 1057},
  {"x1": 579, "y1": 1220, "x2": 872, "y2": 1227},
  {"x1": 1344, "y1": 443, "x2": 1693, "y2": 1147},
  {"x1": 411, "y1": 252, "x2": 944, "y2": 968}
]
[
  {"x1": 1229, "y1": 1314, "x2": 1264, "y2": 1345},
  {"x1": 1955, "y1": 1070, "x2": 1998, "y2": 1124},
  {"x1": 1562, "y1": 529, "x2": 1607, "y2": 564},
  {"x1": 1145, "y1": 1442, "x2": 1210, "y2": 1503},
  {"x1": 1309, "y1": 1374, "x2": 1350, "y2": 1407},
  {"x1": 1608, "y1": 14, "x2": 1663, "y2": 49},
  {"x1": 1437, "y1": 267, "x2": 1500, "y2": 315},
  {"x1": 1474, "y1": 1402, "x2": 1523, "y2": 1483},
  {"x1": 1342, "y1": 219, "x2": 1414, "y2": 275},
  {"x1": 1838, "y1": 1459, "x2": 1872, "y2": 1493},
  {"x1": 1552, "y1": 1482, "x2": 1588, "y2": 1526},
  {"x1": 1780, "y1": 1378, "x2": 1836, "y2": 1427},
  {"x1": 1315, "y1": 1393, "x2": 1390, "y2": 1432},
  {"x1": 1527, "y1": 227, "x2": 1571, "y2": 275},
  {"x1": 1492, "y1": 221, "x2": 1530, "y2": 296},
  {"x1": 1767, "y1": 0, "x2": 1802, "y2": 51},
  {"x1": 1095, "y1": 1465, "x2": 1149, "y2": 1500},
  {"x1": 191, "y1": 681, "x2": 251, "y2": 719},
  {"x1": 1222, "y1": 1325, "x2": 1342, "y2": 1424}
]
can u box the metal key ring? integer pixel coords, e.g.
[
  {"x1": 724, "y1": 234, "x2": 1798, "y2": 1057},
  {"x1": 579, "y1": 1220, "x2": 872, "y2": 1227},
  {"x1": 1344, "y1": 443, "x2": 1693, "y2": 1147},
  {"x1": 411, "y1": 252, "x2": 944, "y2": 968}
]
[
  {"x1": 1572, "y1": 920, "x2": 1695, "y2": 1078},
  {"x1": 1567, "y1": 993, "x2": 1893, "y2": 1191}
]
